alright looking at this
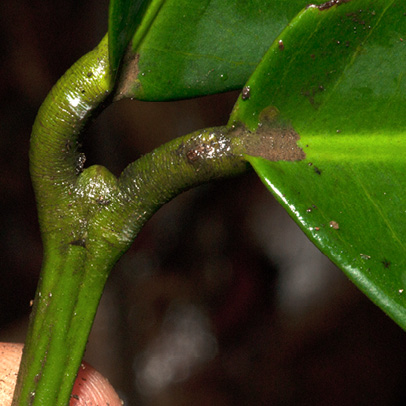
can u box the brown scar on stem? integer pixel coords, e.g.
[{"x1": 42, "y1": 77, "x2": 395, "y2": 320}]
[
  {"x1": 182, "y1": 133, "x2": 226, "y2": 166},
  {"x1": 181, "y1": 107, "x2": 305, "y2": 165},
  {"x1": 186, "y1": 144, "x2": 212, "y2": 163},
  {"x1": 114, "y1": 52, "x2": 140, "y2": 100},
  {"x1": 183, "y1": 126, "x2": 305, "y2": 165}
]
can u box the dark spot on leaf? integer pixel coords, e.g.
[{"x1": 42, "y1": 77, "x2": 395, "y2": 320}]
[
  {"x1": 382, "y1": 259, "x2": 391, "y2": 269},
  {"x1": 302, "y1": 83, "x2": 325, "y2": 108},
  {"x1": 241, "y1": 86, "x2": 251, "y2": 100},
  {"x1": 314, "y1": 166, "x2": 322, "y2": 175},
  {"x1": 63, "y1": 140, "x2": 72, "y2": 153},
  {"x1": 70, "y1": 239, "x2": 86, "y2": 248}
]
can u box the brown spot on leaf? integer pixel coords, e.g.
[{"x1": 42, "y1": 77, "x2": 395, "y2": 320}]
[
  {"x1": 329, "y1": 220, "x2": 339, "y2": 229},
  {"x1": 69, "y1": 239, "x2": 86, "y2": 248},
  {"x1": 313, "y1": 0, "x2": 352, "y2": 11},
  {"x1": 247, "y1": 127, "x2": 305, "y2": 161},
  {"x1": 382, "y1": 259, "x2": 391, "y2": 269},
  {"x1": 232, "y1": 107, "x2": 305, "y2": 162},
  {"x1": 301, "y1": 83, "x2": 325, "y2": 108},
  {"x1": 114, "y1": 53, "x2": 140, "y2": 100}
]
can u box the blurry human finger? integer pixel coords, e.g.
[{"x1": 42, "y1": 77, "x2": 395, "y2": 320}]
[
  {"x1": 0, "y1": 342, "x2": 21, "y2": 405},
  {"x1": 70, "y1": 360, "x2": 123, "y2": 405},
  {"x1": 0, "y1": 342, "x2": 123, "y2": 406}
]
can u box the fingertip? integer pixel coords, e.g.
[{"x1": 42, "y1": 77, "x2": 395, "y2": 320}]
[
  {"x1": 70, "y1": 361, "x2": 123, "y2": 406},
  {"x1": 0, "y1": 343, "x2": 123, "y2": 406},
  {"x1": 0, "y1": 342, "x2": 23, "y2": 405}
]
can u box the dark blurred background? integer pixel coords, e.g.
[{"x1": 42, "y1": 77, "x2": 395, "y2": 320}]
[{"x1": 1, "y1": 1, "x2": 406, "y2": 405}]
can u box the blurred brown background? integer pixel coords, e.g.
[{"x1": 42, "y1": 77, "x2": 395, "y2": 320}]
[{"x1": 1, "y1": 1, "x2": 406, "y2": 405}]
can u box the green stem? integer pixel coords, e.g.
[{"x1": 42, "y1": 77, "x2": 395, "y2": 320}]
[
  {"x1": 115, "y1": 126, "x2": 251, "y2": 239},
  {"x1": 13, "y1": 35, "x2": 117, "y2": 406},
  {"x1": 14, "y1": 245, "x2": 117, "y2": 405},
  {"x1": 14, "y1": 34, "x2": 254, "y2": 405}
]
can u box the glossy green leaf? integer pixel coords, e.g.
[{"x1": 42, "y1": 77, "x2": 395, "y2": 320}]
[
  {"x1": 115, "y1": 0, "x2": 327, "y2": 101},
  {"x1": 230, "y1": 0, "x2": 406, "y2": 329},
  {"x1": 108, "y1": 0, "x2": 160, "y2": 72}
]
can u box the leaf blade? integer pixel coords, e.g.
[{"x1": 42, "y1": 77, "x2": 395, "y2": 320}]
[
  {"x1": 115, "y1": 0, "x2": 323, "y2": 100},
  {"x1": 108, "y1": 0, "x2": 159, "y2": 72},
  {"x1": 232, "y1": 0, "x2": 406, "y2": 328}
]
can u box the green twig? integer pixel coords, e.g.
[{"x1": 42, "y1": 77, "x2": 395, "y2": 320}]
[{"x1": 13, "y1": 34, "x2": 254, "y2": 405}]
